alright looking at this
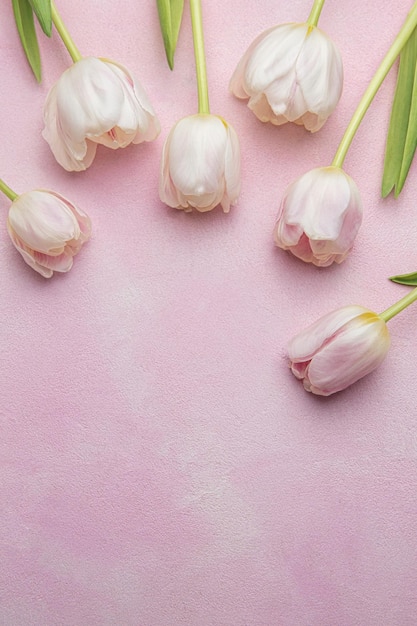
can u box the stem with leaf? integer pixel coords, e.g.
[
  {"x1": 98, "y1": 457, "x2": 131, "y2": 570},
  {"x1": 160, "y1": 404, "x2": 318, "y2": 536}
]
[
  {"x1": 0, "y1": 179, "x2": 18, "y2": 202},
  {"x1": 190, "y1": 0, "x2": 210, "y2": 114},
  {"x1": 307, "y1": 0, "x2": 326, "y2": 28},
  {"x1": 51, "y1": 0, "x2": 82, "y2": 63},
  {"x1": 380, "y1": 286, "x2": 417, "y2": 322},
  {"x1": 332, "y1": 1, "x2": 417, "y2": 169}
]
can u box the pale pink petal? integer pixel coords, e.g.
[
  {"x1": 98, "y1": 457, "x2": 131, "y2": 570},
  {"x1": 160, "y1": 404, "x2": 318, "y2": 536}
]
[
  {"x1": 7, "y1": 223, "x2": 53, "y2": 278},
  {"x1": 297, "y1": 111, "x2": 323, "y2": 132},
  {"x1": 169, "y1": 116, "x2": 226, "y2": 194},
  {"x1": 288, "y1": 305, "x2": 369, "y2": 363},
  {"x1": 8, "y1": 191, "x2": 81, "y2": 254},
  {"x1": 244, "y1": 24, "x2": 307, "y2": 96},
  {"x1": 306, "y1": 314, "x2": 390, "y2": 395},
  {"x1": 297, "y1": 28, "x2": 343, "y2": 119},
  {"x1": 248, "y1": 93, "x2": 288, "y2": 125},
  {"x1": 159, "y1": 134, "x2": 183, "y2": 208},
  {"x1": 32, "y1": 250, "x2": 74, "y2": 273},
  {"x1": 179, "y1": 190, "x2": 223, "y2": 212},
  {"x1": 223, "y1": 122, "x2": 241, "y2": 210},
  {"x1": 229, "y1": 25, "x2": 281, "y2": 99},
  {"x1": 42, "y1": 190, "x2": 92, "y2": 243}
]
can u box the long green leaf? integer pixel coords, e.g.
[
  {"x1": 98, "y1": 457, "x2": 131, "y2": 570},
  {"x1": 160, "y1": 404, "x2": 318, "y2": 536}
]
[
  {"x1": 156, "y1": 0, "x2": 184, "y2": 70},
  {"x1": 390, "y1": 270, "x2": 417, "y2": 285},
  {"x1": 12, "y1": 0, "x2": 42, "y2": 82},
  {"x1": 28, "y1": 0, "x2": 52, "y2": 36},
  {"x1": 397, "y1": 60, "x2": 417, "y2": 193},
  {"x1": 382, "y1": 26, "x2": 417, "y2": 197}
]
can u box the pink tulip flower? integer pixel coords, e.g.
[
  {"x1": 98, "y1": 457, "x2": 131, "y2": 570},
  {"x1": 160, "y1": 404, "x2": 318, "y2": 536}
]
[
  {"x1": 230, "y1": 22, "x2": 343, "y2": 132},
  {"x1": 273, "y1": 166, "x2": 363, "y2": 267},
  {"x1": 43, "y1": 57, "x2": 160, "y2": 171},
  {"x1": 7, "y1": 190, "x2": 91, "y2": 278},
  {"x1": 288, "y1": 305, "x2": 391, "y2": 396},
  {"x1": 159, "y1": 114, "x2": 241, "y2": 213}
]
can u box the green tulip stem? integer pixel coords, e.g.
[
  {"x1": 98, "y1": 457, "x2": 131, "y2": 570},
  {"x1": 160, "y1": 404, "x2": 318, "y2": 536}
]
[
  {"x1": 190, "y1": 0, "x2": 210, "y2": 114},
  {"x1": 332, "y1": 1, "x2": 417, "y2": 169},
  {"x1": 380, "y1": 286, "x2": 417, "y2": 322},
  {"x1": 307, "y1": 0, "x2": 326, "y2": 27},
  {"x1": 51, "y1": 0, "x2": 82, "y2": 63},
  {"x1": 0, "y1": 178, "x2": 18, "y2": 202}
]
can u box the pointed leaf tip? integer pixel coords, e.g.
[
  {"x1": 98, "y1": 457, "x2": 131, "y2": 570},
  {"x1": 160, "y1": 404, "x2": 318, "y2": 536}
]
[
  {"x1": 390, "y1": 270, "x2": 417, "y2": 286},
  {"x1": 28, "y1": 0, "x2": 52, "y2": 36},
  {"x1": 12, "y1": 0, "x2": 42, "y2": 82},
  {"x1": 156, "y1": 0, "x2": 184, "y2": 70}
]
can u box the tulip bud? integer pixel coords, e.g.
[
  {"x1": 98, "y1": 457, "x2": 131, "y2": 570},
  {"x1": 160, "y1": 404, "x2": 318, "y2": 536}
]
[
  {"x1": 273, "y1": 166, "x2": 362, "y2": 267},
  {"x1": 159, "y1": 114, "x2": 241, "y2": 213},
  {"x1": 7, "y1": 190, "x2": 91, "y2": 278},
  {"x1": 230, "y1": 22, "x2": 343, "y2": 132},
  {"x1": 43, "y1": 57, "x2": 160, "y2": 172},
  {"x1": 288, "y1": 305, "x2": 391, "y2": 396}
]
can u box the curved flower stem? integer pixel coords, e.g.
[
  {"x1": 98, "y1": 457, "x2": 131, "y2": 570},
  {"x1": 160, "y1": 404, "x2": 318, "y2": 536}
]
[
  {"x1": 380, "y1": 286, "x2": 417, "y2": 322},
  {"x1": 190, "y1": 0, "x2": 210, "y2": 114},
  {"x1": 332, "y1": 1, "x2": 417, "y2": 169},
  {"x1": 307, "y1": 0, "x2": 326, "y2": 27},
  {"x1": 0, "y1": 178, "x2": 18, "y2": 201},
  {"x1": 51, "y1": 0, "x2": 82, "y2": 63}
]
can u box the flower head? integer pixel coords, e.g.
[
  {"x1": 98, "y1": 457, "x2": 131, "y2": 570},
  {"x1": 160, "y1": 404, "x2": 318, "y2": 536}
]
[
  {"x1": 273, "y1": 166, "x2": 362, "y2": 267},
  {"x1": 7, "y1": 190, "x2": 91, "y2": 278},
  {"x1": 230, "y1": 22, "x2": 343, "y2": 132},
  {"x1": 288, "y1": 305, "x2": 391, "y2": 396},
  {"x1": 43, "y1": 56, "x2": 160, "y2": 171},
  {"x1": 159, "y1": 114, "x2": 241, "y2": 213}
]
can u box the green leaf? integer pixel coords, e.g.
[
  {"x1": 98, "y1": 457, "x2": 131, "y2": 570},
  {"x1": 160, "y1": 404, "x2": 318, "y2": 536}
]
[
  {"x1": 12, "y1": 0, "x2": 42, "y2": 82},
  {"x1": 382, "y1": 26, "x2": 417, "y2": 197},
  {"x1": 28, "y1": 0, "x2": 52, "y2": 37},
  {"x1": 156, "y1": 0, "x2": 184, "y2": 70},
  {"x1": 390, "y1": 271, "x2": 417, "y2": 285}
]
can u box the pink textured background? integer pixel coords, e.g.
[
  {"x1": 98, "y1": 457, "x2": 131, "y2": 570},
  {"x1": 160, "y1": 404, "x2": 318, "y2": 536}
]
[{"x1": 1, "y1": 0, "x2": 417, "y2": 624}]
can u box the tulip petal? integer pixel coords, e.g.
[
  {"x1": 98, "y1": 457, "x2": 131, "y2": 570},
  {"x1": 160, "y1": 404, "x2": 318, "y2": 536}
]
[
  {"x1": 94, "y1": 61, "x2": 160, "y2": 147},
  {"x1": 32, "y1": 250, "x2": 74, "y2": 273},
  {"x1": 247, "y1": 93, "x2": 288, "y2": 125},
  {"x1": 229, "y1": 25, "x2": 279, "y2": 99},
  {"x1": 8, "y1": 191, "x2": 82, "y2": 254},
  {"x1": 159, "y1": 134, "x2": 182, "y2": 208},
  {"x1": 7, "y1": 223, "x2": 53, "y2": 278},
  {"x1": 169, "y1": 116, "x2": 227, "y2": 194},
  {"x1": 42, "y1": 81, "x2": 99, "y2": 172},
  {"x1": 297, "y1": 28, "x2": 343, "y2": 120},
  {"x1": 223, "y1": 122, "x2": 241, "y2": 212},
  {"x1": 298, "y1": 111, "x2": 323, "y2": 133},
  {"x1": 306, "y1": 314, "x2": 390, "y2": 395},
  {"x1": 244, "y1": 24, "x2": 307, "y2": 95},
  {"x1": 44, "y1": 190, "x2": 92, "y2": 242},
  {"x1": 288, "y1": 305, "x2": 368, "y2": 363}
]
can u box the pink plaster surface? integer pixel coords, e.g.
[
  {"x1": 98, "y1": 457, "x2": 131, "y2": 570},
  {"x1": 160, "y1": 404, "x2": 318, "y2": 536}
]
[{"x1": 1, "y1": 1, "x2": 417, "y2": 624}]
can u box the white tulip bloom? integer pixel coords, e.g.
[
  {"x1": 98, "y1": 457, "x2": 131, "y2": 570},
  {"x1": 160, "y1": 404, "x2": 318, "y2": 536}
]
[
  {"x1": 43, "y1": 57, "x2": 160, "y2": 171},
  {"x1": 230, "y1": 23, "x2": 343, "y2": 132},
  {"x1": 159, "y1": 114, "x2": 241, "y2": 213}
]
